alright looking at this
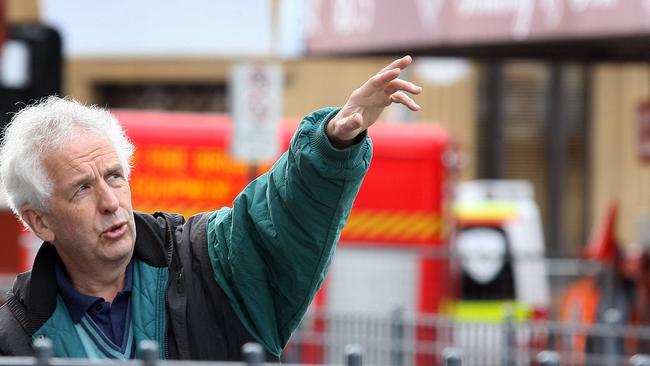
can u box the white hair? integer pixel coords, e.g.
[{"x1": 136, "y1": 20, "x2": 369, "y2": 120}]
[{"x1": 0, "y1": 96, "x2": 134, "y2": 221}]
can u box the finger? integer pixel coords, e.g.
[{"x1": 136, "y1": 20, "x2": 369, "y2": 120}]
[
  {"x1": 368, "y1": 68, "x2": 401, "y2": 89},
  {"x1": 385, "y1": 79, "x2": 422, "y2": 95},
  {"x1": 390, "y1": 91, "x2": 421, "y2": 111},
  {"x1": 379, "y1": 55, "x2": 413, "y2": 73}
]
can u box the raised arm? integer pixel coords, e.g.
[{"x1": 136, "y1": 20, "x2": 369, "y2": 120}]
[{"x1": 206, "y1": 57, "x2": 421, "y2": 357}]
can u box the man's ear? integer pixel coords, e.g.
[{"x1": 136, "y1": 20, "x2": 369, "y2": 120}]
[{"x1": 20, "y1": 206, "x2": 55, "y2": 243}]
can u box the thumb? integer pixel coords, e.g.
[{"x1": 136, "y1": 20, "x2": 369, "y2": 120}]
[
  {"x1": 333, "y1": 112, "x2": 364, "y2": 141},
  {"x1": 340, "y1": 113, "x2": 364, "y2": 135},
  {"x1": 327, "y1": 112, "x2": 365, "y2": 148}
]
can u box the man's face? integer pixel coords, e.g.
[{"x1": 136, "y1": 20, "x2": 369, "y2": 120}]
[{"x1": 35, "y1": 132, "x2": 136, "y2": 269}]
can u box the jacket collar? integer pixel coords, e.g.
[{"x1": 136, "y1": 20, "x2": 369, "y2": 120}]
[{"x1": 10, "y1": 211, "x2": 170, "y2": 335}]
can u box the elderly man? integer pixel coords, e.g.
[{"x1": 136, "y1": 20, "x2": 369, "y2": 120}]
[{"x1": 0, "y1": 57, "x2": 421, "y2": 360}]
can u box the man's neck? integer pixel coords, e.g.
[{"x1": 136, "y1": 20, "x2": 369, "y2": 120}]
[{"x1": 59, "y1": 257, "x2": 130, "y2": 303}]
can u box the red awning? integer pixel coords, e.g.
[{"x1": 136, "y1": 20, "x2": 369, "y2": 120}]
[{"x1": 307, "y1": 0, "x2": 650, "y2": 60}]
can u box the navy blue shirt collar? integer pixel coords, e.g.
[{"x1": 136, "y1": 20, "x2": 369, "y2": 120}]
[{"x1": 55, "y1": 258, "x2": 134, "y2": 323}]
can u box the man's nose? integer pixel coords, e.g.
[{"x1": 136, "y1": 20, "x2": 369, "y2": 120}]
[{"x1": 97, "y1": 182, "x2": 120, "y2": 213}]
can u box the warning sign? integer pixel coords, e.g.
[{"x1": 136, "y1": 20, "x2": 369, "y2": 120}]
[{"x1": 230, "y1": 62, "x2": 283, "y2": 163}]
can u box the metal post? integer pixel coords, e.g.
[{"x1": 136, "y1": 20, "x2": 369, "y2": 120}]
[
  {"x1": 345, "y1": 344, "x2": 363, "y2": 366},
  {"x1": 580, "y1": 63, "x2": 593, "y2": 244},
  {"x1": 242, "y1": 342, "x2": 265, "y2": 366},
  {"x1": 545, "y1": 61, "x2": 568, "y2": 256},
  {"x1": 630, "y1": 354, "x2": 650, "y2": 366},
  {"x1": 501, "y1": 306, "x2": 514, "y2": 366},
  {"x1": 536, "y1": 351, "x2": 560, "y2": 366},
  {"x1": 33, "y1": 337, "x2": 53, "y2": 366},
  {"x1": 603, "y1": 308, "x2": 622, "y2": 366},
  {"x1": 478, "y1": 60, "x2": 505, "y2": 179},
  {"x1": 390, "y1": 305, "x2": 404, "y2": 366},
  {"x1": 139, "y1": 340, "x2": 159, "y2": 366},
  {"x1": 442, "y1": 347, "x2": 462, "y2": 366}
]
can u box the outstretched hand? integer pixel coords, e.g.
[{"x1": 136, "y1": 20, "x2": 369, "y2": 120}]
[{"x1": 326, "y1": 56, "x2": 422, "y2": 148}]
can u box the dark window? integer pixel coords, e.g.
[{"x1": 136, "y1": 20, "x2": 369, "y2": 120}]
[
  {"x1": 95, "y1": 83, "x2": 227, "y2": 113},
  {"x1": 477, "y1": 62, "x2": 589, "y2": 257}
]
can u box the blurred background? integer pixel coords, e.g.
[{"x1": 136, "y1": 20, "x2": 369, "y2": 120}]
[{"x1": 2, "y1": 0, "x2": 650, "y2": 364}]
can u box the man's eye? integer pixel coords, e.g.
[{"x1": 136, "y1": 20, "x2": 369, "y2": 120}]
[{"x1": 107, "y1": 172, "x2": 123, "y2": 182}]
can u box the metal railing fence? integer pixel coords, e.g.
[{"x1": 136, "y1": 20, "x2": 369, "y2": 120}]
[
  {"x1": 0, "y1": 338, "x2": 364, "y2": 366},
  {"x1": 282, "y1": 308, "x2": 650, "y2": 366},
  {"x1": 1, "y1": 335, "x2": 649, "y2": 366}
]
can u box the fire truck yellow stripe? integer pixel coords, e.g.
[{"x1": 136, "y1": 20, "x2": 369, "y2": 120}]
[
  {"x1": 363, "y1": 211, "x2": 405, "y2": 240},
  {"x1": 382, "y1": 212, "x2": 420, "y2": 240},
  {"x1": 414, "y1": 216, "x2": 441, "y2": 241},
  {"x1": 342, "y1": 210, "x2": 441, "y2": 242},
  {"x1": 345, "y1": 211, "x2": 392, "y2": 239},
  {"x1": 399, "y1": 212, "x2": 438, "y2": 241}
]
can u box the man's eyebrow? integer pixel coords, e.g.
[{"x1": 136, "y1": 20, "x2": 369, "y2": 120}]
[{"x1": 105, "y1": 164, "x2": 124, "y2": 175}]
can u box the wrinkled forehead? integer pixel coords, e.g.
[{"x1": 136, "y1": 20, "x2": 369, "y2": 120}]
[{"x1": 41, "y1": 130, "x2": 123, "y2": 184}]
